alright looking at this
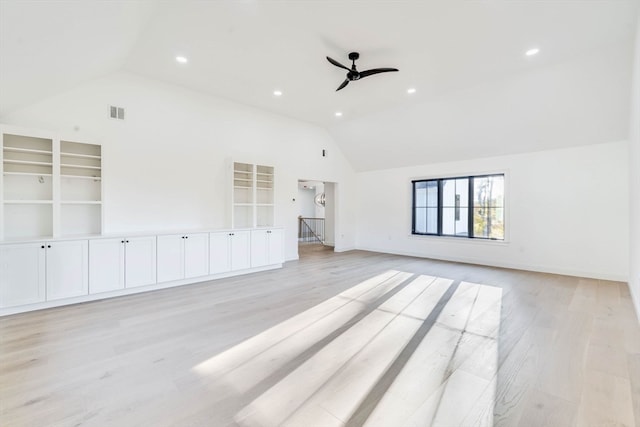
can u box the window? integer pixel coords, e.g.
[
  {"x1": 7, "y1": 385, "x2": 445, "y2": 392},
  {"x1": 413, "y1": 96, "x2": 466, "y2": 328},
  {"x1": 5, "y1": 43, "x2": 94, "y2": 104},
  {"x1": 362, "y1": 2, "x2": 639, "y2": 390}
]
[{"x1": 412, "y1": 174, "x2": 504, "y2": 240}]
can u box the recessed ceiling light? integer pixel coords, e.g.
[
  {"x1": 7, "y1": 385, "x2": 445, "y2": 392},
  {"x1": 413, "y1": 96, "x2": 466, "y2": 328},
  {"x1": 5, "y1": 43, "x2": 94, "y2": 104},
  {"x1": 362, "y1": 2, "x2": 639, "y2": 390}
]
[
  {"x1": 335, "y1": 111, "x2": 343, "y2": 117},
  {"x1": 273, "y1": 90, "x2": 282, "y2": 96},
  {"x1": 525, "y1": 48, "x2": 540, "y2": 57},
  {"x1": 407, "y1": 88, "x2": 416, "y2": 94},
  {"x1": 175, "y1": 56, "x2": 188, "y2": 64}
]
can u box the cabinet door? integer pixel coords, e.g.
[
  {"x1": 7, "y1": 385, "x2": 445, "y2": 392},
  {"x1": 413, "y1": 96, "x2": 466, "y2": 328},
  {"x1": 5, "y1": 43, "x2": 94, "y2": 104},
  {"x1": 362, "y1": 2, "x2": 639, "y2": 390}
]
[
  {"x1": 232, "y1": 230, "x2": 251, "y2": 270},
  {"x1": 125, "y1": 236, "x2": 157, "y2": 288},
  {"x1": 209, "y1": 232, "x2": 231, "y2": 274},
  {"x1": 184, "y1": 233, "x2": 209, "y2": 278},
  {"x1": 0, "y1": 243, "x2": 46, "y2": 307},
  {"x1": 250, "y1": 230, "x2": 269, "y2": 268},
  {"x1": 89, "y1": 238, "x2": 125, "y2": 294},
  {"x1": 46, "y1": 240, "x2": 89, "y2": 301},
  {"x1": 267, "y1": 229, "x2": 284, "y2": 265},
  {"x1": 157, "y1": 234, "x2": 184, "y2": 283}
]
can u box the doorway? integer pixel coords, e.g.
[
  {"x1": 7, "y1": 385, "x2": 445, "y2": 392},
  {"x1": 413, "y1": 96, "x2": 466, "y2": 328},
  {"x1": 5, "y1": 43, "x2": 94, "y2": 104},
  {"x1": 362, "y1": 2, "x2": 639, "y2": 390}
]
[{"x1": 297, "y1": 180, "x2": 335, "y2": 257}]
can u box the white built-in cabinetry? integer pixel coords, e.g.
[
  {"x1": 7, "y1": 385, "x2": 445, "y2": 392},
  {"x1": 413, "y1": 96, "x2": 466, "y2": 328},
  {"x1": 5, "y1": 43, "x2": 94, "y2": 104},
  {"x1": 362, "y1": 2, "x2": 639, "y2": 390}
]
[
  {"x1": 89, "y1": 238, "x2": 125, "y2": 294},
  {"x1": 0, "y1": 125, "x2": 102, "y2": 240},
  {"x1": 89, "y1": 236, "x2": 157, "y2": 293},
  {"x1": 45, "y1": 239, "x2": 89, "y2": 301},
  {"x1": 232, "y1": 162, "x2": 274, "y2": 228},
  {"x1": 209, "y1": 230, "x2": 251, "y2": 274},
  {"x1": 0, "y1": 126, "x2": 285, "y2": 315},
  {"x1": 251, "y1": 228, "x2": 284, "y2": 267},
  {"x1": 0, "y1": 242, "x2": 45, "y2": 307},
  {"x1": 0, "y1": 239, "x2": 88, "y2": 307},
  {"x1": 123, "y1": 236, "x2": 157, "y2": 288},
  {"x1": 0, "y1": 227, "x2": 283, "y2": 314},
  {"x1": 158, "y1": 233, "x2": 209, "y2": 283}
]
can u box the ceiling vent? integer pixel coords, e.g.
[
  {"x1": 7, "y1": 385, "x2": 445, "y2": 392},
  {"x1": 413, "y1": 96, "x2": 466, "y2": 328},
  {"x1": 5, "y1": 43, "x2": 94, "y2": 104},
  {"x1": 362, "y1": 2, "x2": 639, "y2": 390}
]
[{"x1": 109, "y1": 106, "x2": 125, "y2": 120}]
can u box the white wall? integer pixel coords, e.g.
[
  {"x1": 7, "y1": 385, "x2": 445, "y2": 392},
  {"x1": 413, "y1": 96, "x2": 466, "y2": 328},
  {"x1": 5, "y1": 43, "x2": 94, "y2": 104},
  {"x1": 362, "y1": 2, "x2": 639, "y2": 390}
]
[
  {"x1": 0, "y1": 72, "x2": 357, "y2": 260},
  {"x1": 356, "y1": 141, "x2": 629, "y2": 281},
  {"x1": 315, "y1": 182, "x2": 325, "y2": 218},
  {"x1": 629, "y1": 11, "x2": 640, "y2": 319},
  {"x1": 297, "y1": 187, "x2": 316, "y2": 218},
  {"x1": 324, "y1": 182, "x2": 336, "y2": 246}
]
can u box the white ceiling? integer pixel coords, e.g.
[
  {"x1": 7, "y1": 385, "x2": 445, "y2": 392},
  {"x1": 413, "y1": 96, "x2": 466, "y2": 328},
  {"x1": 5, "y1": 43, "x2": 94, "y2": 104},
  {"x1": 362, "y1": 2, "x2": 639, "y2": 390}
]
[{"x1": 1, "y1": 0, "x2": 638, "y2": 169}]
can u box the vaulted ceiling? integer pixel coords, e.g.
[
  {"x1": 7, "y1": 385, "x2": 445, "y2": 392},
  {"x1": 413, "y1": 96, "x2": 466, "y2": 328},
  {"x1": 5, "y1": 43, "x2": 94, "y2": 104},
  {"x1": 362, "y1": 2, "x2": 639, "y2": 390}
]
[{"x1": 1, "y1": 0, "x2": 638, "y2": 170}]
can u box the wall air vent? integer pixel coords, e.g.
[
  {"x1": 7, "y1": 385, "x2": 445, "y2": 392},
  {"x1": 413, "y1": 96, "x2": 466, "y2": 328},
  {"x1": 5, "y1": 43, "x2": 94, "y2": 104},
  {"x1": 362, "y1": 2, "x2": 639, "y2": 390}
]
[{"x1": 109, "y1": 106, "x2": 125, "y2": 120}]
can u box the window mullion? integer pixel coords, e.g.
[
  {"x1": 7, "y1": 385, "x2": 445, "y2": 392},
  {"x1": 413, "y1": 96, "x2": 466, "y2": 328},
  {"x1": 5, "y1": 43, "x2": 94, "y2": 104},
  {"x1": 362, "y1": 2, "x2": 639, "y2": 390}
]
[
  {"x1": 411, "y1": 182, "x2": 416, "y2": 233},
  {"x1": 437, "y1": 179, "x2": 443, "y2": 235},
  {"x1": 468, "y1": 177, "x2": 474, "y2": 238}
]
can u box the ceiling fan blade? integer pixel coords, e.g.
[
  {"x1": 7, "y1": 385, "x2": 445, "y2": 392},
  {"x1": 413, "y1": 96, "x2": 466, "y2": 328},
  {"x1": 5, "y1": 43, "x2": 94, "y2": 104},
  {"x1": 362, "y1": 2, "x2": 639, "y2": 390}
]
[
  {"x1": 336, "y1": 79, "x2": 349, "y2": 91},
  {"x1": 327, "y1": 56, "x2": 351, "y2": 71},
  {"x1": 359, "y1": 68, "x2": 399, "y2": 78}
]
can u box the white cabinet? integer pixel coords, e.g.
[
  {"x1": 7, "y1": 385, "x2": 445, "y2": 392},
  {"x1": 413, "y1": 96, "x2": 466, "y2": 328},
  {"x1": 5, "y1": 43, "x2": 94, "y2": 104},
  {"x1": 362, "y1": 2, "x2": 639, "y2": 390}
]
[
  {"x1": 184, "y1": 233, "x2": 209, "y2": 278},
  {"x1": 251, "y1": 228, "x2": 284, "y2": 268},
  {"x1": 209, "y1": 230, "x2": 251, "y2": 274},
  {"x1": 88, "y1": 236, "x2": 156, "y2": 293},
  {"x1": 0, "y1": 240, "x2": 88, "y2": 306},
  {"x1": 89, "y1": 238, "x2": 125, "y2": 294},
  {"x1": 0, "y1": 243, "x2": 46, "y2": 307},
  {"x1": 0, "y1": 227, "x2": 285, "y2": 313},
  {"x1": 45, "y1": 240, "x2": 89, "y2": 301},
  {"x1": 157, "y1": 235, "x2": 183, "y2": 283},
  {"x1": 158, "y1": 233, "x2": 209, "y2": 283},
  {"x1": 124, "y1": 236, "x2": 157, "y2": 288}
]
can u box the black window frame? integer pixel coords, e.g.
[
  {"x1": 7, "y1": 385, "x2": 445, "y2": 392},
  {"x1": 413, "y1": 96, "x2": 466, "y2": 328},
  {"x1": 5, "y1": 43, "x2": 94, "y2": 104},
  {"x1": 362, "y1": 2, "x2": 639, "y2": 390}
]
[{"x1": 411, "y1": 173, "x2": 505, "y2": 240}]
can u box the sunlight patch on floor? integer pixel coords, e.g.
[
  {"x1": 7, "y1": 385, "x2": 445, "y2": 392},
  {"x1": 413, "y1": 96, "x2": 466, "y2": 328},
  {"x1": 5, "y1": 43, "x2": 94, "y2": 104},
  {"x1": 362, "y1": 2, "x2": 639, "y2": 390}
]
[{"x1": 192, "y1": 271, "x2": 502, "y2": 427}]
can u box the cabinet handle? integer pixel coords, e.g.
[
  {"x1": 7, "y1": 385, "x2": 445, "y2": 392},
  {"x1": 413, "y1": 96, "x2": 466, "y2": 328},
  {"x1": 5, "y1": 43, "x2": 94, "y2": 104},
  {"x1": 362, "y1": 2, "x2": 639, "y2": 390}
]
[
  {"x1": 185, "y1": 236, "x2": 189, "y2": 239},
  {"x1": 126, "y1": 240, "x2": 129, "y2": 243},
  {"x1": 47, "y1": 245, "x2": 51, "y2": 248},
  {"x1": 41, "y1": 245, "x2": 45, "y2": 249},
  {"x1": 121, "y1": 240, "x2": 125, "y2": 244}
]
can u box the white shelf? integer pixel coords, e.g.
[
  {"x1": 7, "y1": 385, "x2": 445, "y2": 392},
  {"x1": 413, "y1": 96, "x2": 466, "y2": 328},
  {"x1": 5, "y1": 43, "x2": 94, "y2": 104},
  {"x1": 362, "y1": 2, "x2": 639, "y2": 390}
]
[
  {"x1": 61, "y1": 201, "x2": 102, "y2": 205},
  {"x1": 5, "y1": 200, "x2": 54, "y2": 204},
  {"x1": 3, "y1": 146, "x2": 52, "y2": 155},
  {"x1": 256, "y1": 203, "x2": 274, "y2": 207},
  {"x1": 3, "y1": 171, "x2": 52, "y2": 177},
  {"x1": 3, "y1": 159, "x2": 52, "y2": 167},
  {"x1": 234, "y1": 203, "x2": 253, "y2": 206},
  {"x1": 61, "y1": 174, "x2": 101, "y2": 181},
  {"x1": 60, "y1": 164, "x2": 101, "y2": 170},
  {"x1": 60, "y1": 152, "x2": 101, "y2": 160}
]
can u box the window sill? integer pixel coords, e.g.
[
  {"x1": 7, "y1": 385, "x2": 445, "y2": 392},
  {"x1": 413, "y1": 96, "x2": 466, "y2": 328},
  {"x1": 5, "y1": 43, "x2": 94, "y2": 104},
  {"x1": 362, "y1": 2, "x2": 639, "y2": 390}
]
[{"x1": 408, "y1": 233, "x2": 510, "y2": 245}]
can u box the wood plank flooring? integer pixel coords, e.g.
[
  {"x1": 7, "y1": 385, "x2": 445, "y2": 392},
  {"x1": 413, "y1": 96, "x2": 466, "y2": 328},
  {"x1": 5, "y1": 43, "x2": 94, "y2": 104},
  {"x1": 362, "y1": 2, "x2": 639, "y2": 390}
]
[{"x1": 1, "y1": 244, "x2": 639, "y2": 426}]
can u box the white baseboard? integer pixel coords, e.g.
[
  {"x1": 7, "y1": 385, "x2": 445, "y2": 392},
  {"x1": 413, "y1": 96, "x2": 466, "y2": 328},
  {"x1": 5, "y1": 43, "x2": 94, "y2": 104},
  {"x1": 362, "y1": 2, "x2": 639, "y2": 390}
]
[
  {"x1": 0, "y1": 263, "x2": 282, "y2": 317},
  {"x1": 356, "y1": 245, "x2": 628, "y2": 282}
]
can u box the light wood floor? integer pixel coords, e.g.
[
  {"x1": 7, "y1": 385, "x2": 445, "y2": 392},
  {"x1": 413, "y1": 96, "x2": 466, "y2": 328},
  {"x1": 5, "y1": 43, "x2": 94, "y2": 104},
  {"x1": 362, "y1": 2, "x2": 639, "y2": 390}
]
[{"x1": 1, "y1": 245, "x2": 639, "y2": 427}]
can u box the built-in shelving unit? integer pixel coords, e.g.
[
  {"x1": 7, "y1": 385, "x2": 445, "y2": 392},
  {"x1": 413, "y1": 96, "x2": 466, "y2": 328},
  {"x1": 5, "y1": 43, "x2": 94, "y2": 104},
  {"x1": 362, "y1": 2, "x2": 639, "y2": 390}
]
[
  {"x1": 2, "y1": 133, "x2": 54, "y2": 239},
  {"x1": 60, "y1": 140, "x2": 102, "y2": 237},
  {"x1": 256, "y1": 165, "x2": 274, "y2": 227},
  {"x1": 0, "y1": 126, "x2": 103, "y2": 240},
  {"x1": 232, "y1": 162, "x2": 254, "y2": 228},
  {"x1": 231, "y1": 162, "x2": 275, "y2": 228}
]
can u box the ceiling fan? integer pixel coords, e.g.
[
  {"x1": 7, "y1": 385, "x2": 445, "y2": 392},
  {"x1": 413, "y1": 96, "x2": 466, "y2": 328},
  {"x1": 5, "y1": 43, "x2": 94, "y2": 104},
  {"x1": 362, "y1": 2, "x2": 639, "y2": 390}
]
[{"x1": 326, "y1": 52, "x2": 399, "y2": 91}]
